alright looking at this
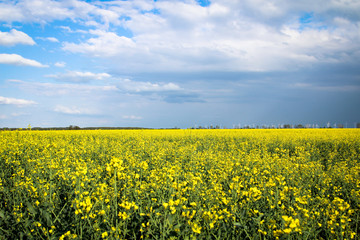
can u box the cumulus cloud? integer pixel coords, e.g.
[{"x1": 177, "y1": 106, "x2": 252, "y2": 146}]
[
  {"x1": 2, "y1": 0, "x2": 359, "y2": 28},
  {"x1": 0, "y1": 2, "x2": 25, "y2": 22},
  {"x1": 46, "y1": 70, "x2": 111, "y2": 82},
  {"x1": 0, "y1": 29, "x2": 35, "y2": 46},
  {"x1": 0, "y1": 96, "x2": 37, "y2": 107},
  {"x1": 0, "y1": 0, "x2": 125, "y2": 28},
  {"x1": 2, "y1": 0, "x2": 359, "y2": 72},
  {"x1": 63, "y1": 30, "x2": 136, "y2": 57},
  {"x1": 0, "y1": 54, "x2": 48, "y2": 67},
  {"x1": 54, "y1": 105, "x2": 96, "y2": 115},
  {"x1": 0, "y1": 0, "x2": 81, "y2": 23},
  {"x1": 57, "y1": 1, "x2": 360, "y2": 72}
]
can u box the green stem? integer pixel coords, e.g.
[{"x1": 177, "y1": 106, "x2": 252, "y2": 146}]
[{"x1": 115, "y1": 169, "x2": 118, "y2": 237}]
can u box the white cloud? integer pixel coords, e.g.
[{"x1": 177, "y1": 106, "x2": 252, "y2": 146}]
[
  {"x1": 46, "y1": 70, "x2": 111, "y2": 82},
  {"x1": 2, "y1": 0, "x2": 360, "y2": 72},
  {"x1": 0, "y1": 0, "x2": 76, "y2": 23},
  {"x1": 8, "y1": 78, "x2": 189, "y2": 103},
  {"x1": 0, "y1": 114, "x2": 7, "y2": 119},
  {"x1": 0, "y1": 29, "x2": 35, "y2": 46},
  {"x1": 57, "y1": 1, "x2": 360, "y2": 72},
  {"x1": 0, "y1": 96, "x2": 37, "y2": 107},
  {"x1": 0, "y1": 54, "x2": 48, "y2": 67},
  {"x1": 1, "y1": 0, "x2": 359, "y2": 27},
  {"x1": 47, "y1": 37, "x2": 59, "y2": 42},
  {"x1": 0, "y1": 0, "x2": 122, "y2": 28},
  {"x1": 8, "y1": 79, "x2": 117, "y2": 96},
  {"x1": 54, "y1": 61, "x2": 66, "y2": 67},
  {"x1": 122, "y1": 115, "x2": 142, "y2": 120},
  {"x1": 0, "y1": 2, "x2": 25, "y2": 22},
  {"x1": 54, "y1": 105, "x2": 96, "y2": 115},
  {"x1": 114, "y1": 78, "x2": 196, "y2": 103},
  {"x1": 211, "y1": 0, "x2": 360, "y2": 22},
  {"x1": 37, "y1": 36, "x2": 59, "y2": 42},
  {"x1": 59, "y1": 26, "x2": 88, "y2": 34},
  {"x1": 63, "y1": 30, "x2": 136, "y2": 57},
  {"x1": 118, "y1": 79, "x2": 181, "y2": 92}
]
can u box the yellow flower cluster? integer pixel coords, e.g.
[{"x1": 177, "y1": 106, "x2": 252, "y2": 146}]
[{"x1": 0, "y1": 129, "x2": 359, "y2": 239}]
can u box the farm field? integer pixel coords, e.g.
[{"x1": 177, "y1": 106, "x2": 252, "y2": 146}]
[{"x1": 0, "y1": 129, "x2": 359, "y2": 239}]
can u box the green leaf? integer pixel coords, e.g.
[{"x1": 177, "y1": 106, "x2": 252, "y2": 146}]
[
  {"x1": 41, "y1": 209, "x2": 51, "y2": 226},
  {"x1": 0, "y1": 210, "x2": 5, "y2": 219},
  {"x1": 233, "y1": 222, "x2": 242, "y2": 227},
  {"x1": 26, "y1": 202, "x2": 37, "y2": 215}
]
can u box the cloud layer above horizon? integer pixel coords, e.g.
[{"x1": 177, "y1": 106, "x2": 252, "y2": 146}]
[{"x1": 1, "y1": 0, "x2": 359, "y2": 128}]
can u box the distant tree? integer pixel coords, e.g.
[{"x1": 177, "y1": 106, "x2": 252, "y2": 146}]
[
  {"x1": 68, "y1": 125, "x2": 80, "y2": 130},
  {"x1": 283, "y1": 124, "x2": 291, "y2": 129},
  {"x1": 357, "y1": 123, "x2": 360, "y2": 128}
]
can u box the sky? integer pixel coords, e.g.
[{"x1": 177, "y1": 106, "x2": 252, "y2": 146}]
[{"x1": 0, "y1": 0, "x2": 360, "y2": 129}]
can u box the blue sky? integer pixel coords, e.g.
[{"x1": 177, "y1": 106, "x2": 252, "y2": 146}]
[{"x1": 1, "y1": 0, "x2": 360, "y2": 128}]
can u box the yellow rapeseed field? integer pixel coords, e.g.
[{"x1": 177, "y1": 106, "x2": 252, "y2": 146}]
[{"x1": 0, "y1": 129, "x2": 359, "y2": 239}]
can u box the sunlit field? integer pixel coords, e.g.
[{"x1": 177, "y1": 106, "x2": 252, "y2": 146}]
[{"x1": 0, "y1": 129, "x2": 359, "y2": 239}]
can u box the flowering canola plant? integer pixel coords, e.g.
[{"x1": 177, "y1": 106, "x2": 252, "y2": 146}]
[{"x1": 0, "y1": 129, "x2": 359, "y2": 239}]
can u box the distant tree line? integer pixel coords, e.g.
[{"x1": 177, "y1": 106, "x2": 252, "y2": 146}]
[
  {"x1": 0, "y1": 125, "x2": 151, "y2": 131},
  {"x1": 190, "y1": 125, "x2": 222, "y2": 129},
  {"x1": 1, "y1": 123, "x2": 360, "y2": 131},
  {"x1": 191, "y1": 123, "x2": 360, "y2": 129}
]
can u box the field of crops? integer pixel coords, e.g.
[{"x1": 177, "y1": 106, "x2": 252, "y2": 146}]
[{"x1": 0, "y1": 129, "x2": 359, "y2": 239}]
